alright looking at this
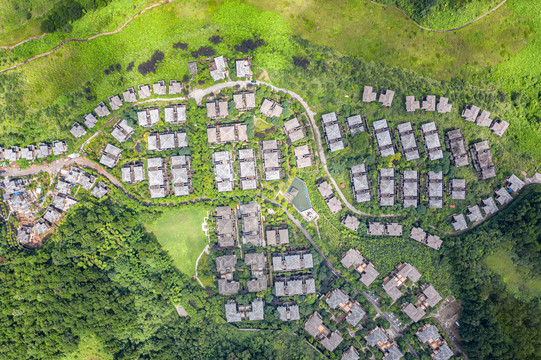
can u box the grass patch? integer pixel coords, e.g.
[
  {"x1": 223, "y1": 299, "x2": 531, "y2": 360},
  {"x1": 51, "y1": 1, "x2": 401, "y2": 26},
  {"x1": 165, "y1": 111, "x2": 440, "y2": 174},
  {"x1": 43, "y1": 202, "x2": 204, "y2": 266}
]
[
  {"x1": 144, "y1": 206, "x2": 208, "y2": 275},
  {"x1": 62, "y1": 333, "x2": 113, "y2": 360},
  {"x1": 255, "y1": 118, "x2": 272, "y2": 131}
]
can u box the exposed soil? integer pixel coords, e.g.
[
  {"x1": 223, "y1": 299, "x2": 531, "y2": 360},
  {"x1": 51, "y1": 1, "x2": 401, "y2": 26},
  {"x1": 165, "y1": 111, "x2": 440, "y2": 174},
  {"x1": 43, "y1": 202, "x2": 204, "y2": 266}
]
[
  {"x1": 173, "y1": 42, "x2": 188, "y2": 50},
  {"x1": 234, "y1": 39, "x2": 264, "y2": 53},
  {"x1": 209, "y1": 35, "x2": 222, "y2": 44},
  {"x1": 138, "y1": 50, "x2": 165, "y2": 76},
  {"x1": 190, "y1": 46, "x2": 215, "y2": 58}
]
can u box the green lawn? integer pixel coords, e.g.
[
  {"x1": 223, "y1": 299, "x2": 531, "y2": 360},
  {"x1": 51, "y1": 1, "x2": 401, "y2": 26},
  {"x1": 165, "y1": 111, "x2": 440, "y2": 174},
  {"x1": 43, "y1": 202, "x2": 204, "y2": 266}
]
[
  {"x1": 62, "y1": 333, "x2": 113, "y2": 360},
  {"x1": 145, "y1": 206, "x2": 209, "y2": 275}
]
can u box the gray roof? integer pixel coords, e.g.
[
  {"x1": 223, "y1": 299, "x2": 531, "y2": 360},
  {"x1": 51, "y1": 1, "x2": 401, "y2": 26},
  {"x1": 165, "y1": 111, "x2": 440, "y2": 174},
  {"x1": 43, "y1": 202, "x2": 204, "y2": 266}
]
[
  {"x1": 153, "y1": 80, "x2": 166, "y2": 95},
  {"x1": 363, "y1": 86, "x2": 377, "y2": 102},
  {"x1": 121, "y1": 165, "x2": 145, "y2": 183},
  {"x1": 276, "y1": 277, "x2": 316, "y2": 296},
  {"x1": 467, "y1": 205, "x2": 483, "y2": 222},
  {"x1": 108, "y1": 94, "x2": 123, "y2": 110},
  {"x1": 122, "y1": 88, "x2": 137, "y2": 103},
  {"x1": 70, "y1": 122, "x2": 87, "y2": 138},
  {"x1": 361, "y1": 264, "x2": 379, "y2": 286},
  {"x1": 225, "y1": 302, "x2": 242, "y2": 322},
  {"x1": 490, "y1": 119, "x2": 509, "y2": 137},
  {"x1": 366, "y1": 327, "x2": 388, "y2": 347},
  {"x1": 446, "y1": 129, "x2": 469, "y2": 167},
  {"x1": 91, "y1": 182, "x2": 109, "y2": 198},
  {"x1": 44, "y1": 207, "x2": 62, "y2": 223},
  {"x1": 78, "y1": 173, "x2": 96, "y2": 191},
  {"x1": 210, "y1": 56, "x2": 228, "y2": 81},
  {"x1": 236, "y1": 59, "x2": 252, "y2": 78},
  {"x1": 342, "y1": 347, "x2": 360, "y2": 360},
  {"x1": 386, "y1": 223, "x2": 403, "y2": 236},
  {"x1": 423, "y1": 284, "x2": 442, "y2": 307},
  {"x1": 476, "y1": 110, "x2": 492, "y2": 127},
  {"x1": 216, "y1": 254, "x2": 237, "y2": 274},
  {"x1": 384, "y1": 344, "x2": 403, "y2": 360},
  {"x1": 83, "y1": 113, "x2": 98, "y2": 128},
  {"x1": 450, "y1": 178, "x2": 466, "y2": 200},
  {"x1": 111, "y1": 119, "x2": 134, "y2": 143},
  {"x1": 451, "y1": 214, "x2": 468, "y2": 231},
  {"x1": 342, "y1": 215, "x2": 360, "y2": 231},
  {"x1": 495, "y1": 187, "x2": 512, "y2": 205},
  {"x1": 380, "y1": 168, "x2": 395, "y2": 206},
  {"x1": 164, "y1": 104, "x2": 187, "y2": 124},
  {"x1": 506, "y1": 174, "x2": 524, "y2": 193},
  {"x1": 482, "y1": 197, "x2": 499, "y2": 215},
  {"x1": 347, "y1": 115, "x2": 365, "y2": 135},
  {"x1": 137, "y1": 84, "x2": 152, "y2": 99},
  {"x1": 272, "y1": 252, "x2": 313, "y2": 272},
  {"x1": 169, "y1": 80, "x2": 183, "y2": 94},
  {"x1": 341, "y1": 249, "x2": 364, "y2": 269},
  {"x1": 417, "y1": 325, "x2": 441, "y2": 343},
  {"x1": 379, "y1": 90, "x2": 395, "y2": 107},
  {"x1": 233, "y1": 92, "x2": 256, "y2": 110},
  {"x1": 428, "y1": 171, "x2": 443, "y2": 209},
  {"x1": 266, "y1": 227, "x2": 289, "y2": 247},
  {"x1": 397, "y1": 122, "x2": 420, "y2": 161},
  {"x1": 368, "y1": 222, "x2": 385, "y2": 236},
  {"x1": 94, "y1": 102, "x2": 110, "y2": 117},
  {"x1": 245, "y1": 252, "x2": 266, "y2": 271},
  {"x1": 37, "y1": 143, "x2": 50, "y2": 158},
  {"x1": 462, "y1": 105, "x2": 480, "y2": 122},
  {"x1": 99, "y1": 144, "x2": 121, "y2": 168},
  {"x1": 213, "y1": 151, "x2": 234, "y2": 192},
  {"x1": 434, "y1": 344, "x2": 453, "y2": 360},
  {"x1": 326, "y1": 289, "x2": 349, "y2": 309},
  {"x1": 52, "y1": 141, "x2": 67, "y2": 156},
  {"x1": 346, "y1": 303, "x2": 366, "y2": 327},
  {"x1": 397, "y1": 263, "x2": 422, "y2": 282},
  {"x1": 294, "y1": 145, "x2": 312, "y2": 168},
  {"x1": 405, "y1": 96, "x2": 420, "y2": 112},
  {"x1": 137, "y1": 108, "x2": 160, "y2": 127},
  {"x1": 421, "y1": 122, "x2": 443, "y2": 161},
  {"x1": 421, "y1": 95, "x2": 436, "y2": 111},
  {"x1": 373, "y1": 119, "x2": 395, "y2": 157},
  {"x1": 437, "y1": 97, "x2": 452, "y2": 113},
  {"x1": 317, "y1": 181, "x2": 333, "y2": 199},
  {"x1": 206, "y1": 100, "x2": 229, "y2": 119},
  {"x1": 403, "y1": 303, "x2": 425, "y2": 322},
  {"x1": 247, "y1": 276, "x2": 268, "y2": 292},
  {"x1": 277, "y1": 304, "x2": 300, "y2": 321},
  {"x1": 34, "y1": 220, "x2": 50, "y2": 235},
  {"x1": 403, "y1": 170, "x2": 419, "y2": 208},
  {"x1": 248, "y1": 299, "x2": 264, "y2": 321},
  {"x1": 284, "y1": 117, "x2": 306, "y2": 142},
  {"x1": 470, "y1": 141, "x2": 496, "y2": 179},
  {"x1": 260, "y1": 99, "x2": 283, "y2": 118}
]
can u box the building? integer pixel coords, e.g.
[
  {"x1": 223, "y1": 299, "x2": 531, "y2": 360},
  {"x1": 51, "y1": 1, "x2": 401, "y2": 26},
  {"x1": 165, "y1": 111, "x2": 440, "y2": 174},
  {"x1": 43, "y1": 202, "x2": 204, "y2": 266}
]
[
  {"x1": 245, "y1": 252, "x2": 268, "y2": 292},
  {"x1": 436, "y1": 97, "x2": 452, "y2": 113},
  {"x1": 421, "y1": 122, "x2": 443, "y2": 161},
  {"x1": 347, "y1": 115, "x2": 365, "y2": 136},
  {"x1": 37, "y1": 143, "x2": 50, "y2": 159},
  {"x1": 326, "y1": 289, "x2": 366, "y2": 327},
  {"x1": 169, "y1": 80, "x2": 183, "y2": 94},
  {"x1": 171, "y1": 155, "x2": 191, "y2": 196},
  {"x1": 340, "y1": 249, "x2": 379, "y2": 286},
  {"x1": 467, "y1": 205, "x2": 483, "y2": 223},
  {"x1": 421, "y1": 95, "x2": 436, "y2": 111},
  {"x1": 111, "y1": 119, "x2": 135, "y2": 143},
  {"x1": 294, "y1": 145, "x2": 313, "y2": 168},
  {"x1": 318, "y1": 181, "x2": 342, "y2": 214},
  {"x1": 239, "y1": 203, "x2": 263, "y2": 247},
  {"x1": 238, "y1": 148, "x2": 258, "y2": 190},
  {"x1": 78, "y1": 172, "x2": 97, "y2": 191},
  {"x1": 367, "y1": 222, "x2": 385, "y2": 236},
  {"x1": 233, "y1": 92, "x2": 256, "y2": 111},
  {"x1": 470, "y1": 140, "x2": 496, "y2": 179},
  {"x1": 188, "y1": 61, "x2": 198, "y2": 75},
  {"x1": 495, "y1": 187, "x2": 512, "y2": 206},
  {"x1": 379, "y1": 90, "x2": 395, "y2": 107},
  {"x1": 215, "y1": 206, "x2": 237, "y2": 248},
  {"x1": 379, "y1": 168, "x2": 395, "y2": 207},
  {"x1": 94, "y1": 102, "x2": 110, "y2": 117},
  {"x1": 137, "y1": 108, "x2": 160, "y2": 127},
  {"x1": 224, "y1": 299, "x2": 264, "y2": 322},
  {"x1": 164, "y1": 104, "x2": 187, "y2": 124},
  {"x1": 365, "y1": 327, "x2": 403, "y2": 359},
  {"x1": 373, "y1": 119, "x2": 395, "y2": 157},
  {"x1": 70, "y1": 122, "x2": 87, "y2": 138},
  {"x1": 4, "y1": 147, "x2": 20, "y2": 163},
  {"x1": 99, "y1": 144, "x2": 121, "y2": 168},
  {"x1": 272, "y1": 251, "x2": 313, "y2": 272},
  {"x1": 262, "y1": 140, "x2": 282, "y2": 181},
  {"x1": 122, "y1": 87, "x2": 137, "y2": 103},
  {"x1": 461, "y1": 105, "x2": 480, "y2": 122},
  {"x1": 84, "y1": 113, "x2": 98, "y2": 128},
  {"x1": 52, "y1": 141, "x2": 67, "y2": 156},
  {"x1": 153, "y1": 80, "x2": 166, "y2": 95},
  {"x1": 260, "y1": 99, "x2": 283, "y2": 118},
  {"x1": 351, "y1": 164, "x2": 371, "y2": 203},
  {"x1": 277, "y1": 303, "x2": 300, "y2": 321},
  {"x1": 20, "y1": 145, "x2": 36, "y2": 161},
  {"x1": 342, "y1": 347, "x2": 360, "y2": 360},
  {"x1": 450, "y1": 214, "x2": 467, "y2": 231},
  {"x1": 402, "y1": 170, "x2": 419, "y2": 208},
  {"x1": 147, "y1": 157, "x2": 167, "y2": 198},
  {"x1": 481, "y1": 197, "x2": 498, "y2": 215},
  {"x1": 386, "y1": 223, "x2": 403, "y2": 236},
  {"x1": 51, "y1": 194, "x2": 78, "y2": 212},
  {"x1": 490, "y1": 119, "x2": 509, "y2": 137},
  {"x1": 216, "y1": 254, "x2": 239, "y2": 295},
  {"x1": 396, "y1": 122, "x2": 420, "y2": 161},
  {"x1": 209, "y1": 56, "x2": 228, "y2": 81},
  {"x1": 403, "y1": 284, "x2": 442, "y2": 322},
  {"x1": 362, "y1": 86, "x2": 377, "y2": 102},
  {"x1": 382, "y1": 263, "x2": 422, "y2": 301},
  {"x1": 402, "y1": 303, "x2": 426, "y2": 322},
  {"x1": 476, "y1": 110, "x2": 492, "y2": 127},
  {"x1": 148, "y1": 132, "x2": 188, "y2": 151},
  {"x1": 449, "y1": 179, "x2": 466, "y2": 200},
  {"x1": 275, "y1": 275, "x2": 316, "y2": 296},
  {"x1": 213, "y1": 151, "x2": 234, "y2": 192},
  {"x1": 206, "y1": 100, "x2": 229, "y2": 119},
  {"x1": 208, "y1": 123, "x2": 248, "y2": 144},
  {"x1": 417, "y1": 324, "x2": 454, "y2": 360},
  {"x1": 342, "y1": 215, "x2": 360, "y2": 231},
  {"x1": 304, "y1": 312, "x2": 343, "y2": 351},
  {"x1": 108, "y1": 94, "x2": 123, "y2": 111},
  {"x1": 137, "y1": 84, "x2": 151, "y2": 99},
  {"x1": 121, "y1": 163, "x2": 145, "y2": 183},
  {"x1": 236, "y1": 58, "x2": 252, "y2": 78},
  {"x1": 445, "y1": 129, "x2": 469, "y2": 167},
  {"x1": 91, "y1": 182, "x2": 109, "y2": 198},
  {"x1": 505, "y1": 174, "x2": 524, "y2": 193},
  {"x1": 321, "y1": 112, "x2": 345, "y2": 152},
  {"x1": 266, "y1": 227, "x2": 289, "y2": 247},
  {"x1": 428, "y1": 171, "x2": 444, "y2": 208},
  {"x1": 405, "y1": 96, "x2": 420, "y2": 112},
  {"x1": 283, "y1": 118, "x2": 306, "y2": 143},
  {"x1": 410, "y1": 227, "x2": 442, "y2": 250}
]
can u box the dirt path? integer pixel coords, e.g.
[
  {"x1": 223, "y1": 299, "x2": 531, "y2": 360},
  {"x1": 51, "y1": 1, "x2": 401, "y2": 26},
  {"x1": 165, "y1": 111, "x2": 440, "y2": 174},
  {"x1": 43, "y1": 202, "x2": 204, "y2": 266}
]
[
  {"x1": 0, "y1": 0, "x2": 173, "y2": 74},
  {"x1": 369, "y1": 0, "x2": 508, "y2": 33},
  {"x1": 0, "y1": 34, "x2": 48, "y2": 50}
]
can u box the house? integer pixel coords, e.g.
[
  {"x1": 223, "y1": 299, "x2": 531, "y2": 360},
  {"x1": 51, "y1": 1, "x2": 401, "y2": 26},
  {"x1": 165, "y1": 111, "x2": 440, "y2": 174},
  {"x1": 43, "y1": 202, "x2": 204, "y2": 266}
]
[
  {"x1": 148, "y1": 132, "x2": 188, "y2": 151},
  {"x1": 490, "y1": 119, "x2": 509, "y2": 137},
  {"x1": 466, "y1": 205, "x2": 483, "y2": 223},
  {"x1": 481, "y1": 197, "x2": 498, "y2": 215},
  {"x1": 206, "y1": 100, "x2": 229, "y2": 119},
  {"x1": 188, "y1": 61, "x2": 198, "y2": 75},
  {"x1": 137, "y1": 84, "x2": 152, "y2": 99},
  {"x1": 20, "y1": 145, "x2": 36, "y2": 161},
  {"x1": 209, "y1": 56, "x2": 228, "y2": 81},
  {"x1": 342, "y1": 215, "x2": 360, "y2": 231},
  {"x1": 436, "y1": 97, "x2": 452, "y2": 113},
  {"x1": 417, "y1": 324, "x2": 454, "y2": 360},
  {"x1": 362, "y1": 86, "x2": 377, "y2": 102},
  {"x1": 208, "y1": 123, "x2": 248, "y2": 143},
  {"x1": 224, "y1": 299, "x2": 264, "y2": 322},
  {"x1": 272, "y1": 251, "x2": 313, "y2": 272},
  {"x1": 37, "y1": 143, "x2": 51, "y2": 159},
  {"x1": 70, "y1": 122, "x2": 87, "y2": 138},
  {"x1": 78, "y1": 173, "x2": 97, "y2": 191},
  {"x1": 122, "y1": 87, "x2": 137, "y2": 103},
  {"x1": 275, "y1": 275, "x2": 316, "y2": 296},
  {"x1": 239, "y1": 203, "x2": 263, "y2": 247},
  {"x1": 99, "y1": 144, "x2": 121, "y2": 168},
  {"x1": 17, "y1": 226, "x2": 33, "y2": 245},
  {"x1": 446, "y1": 129, "x2": 469, "y2": 167},
  {"x1": 44, "y1": 207, "x2": 62, "y2": 224},
  {"x1": 462, "y1": 105, "x2": 480, "y2": 122},
  {"x1": 421, "y1": 95, "x2": 436, "y2": 111},
  {"x1": 379, "y1": 168, "x2": 395, "y2": 206},
  {"x1": 419, "y1": 283, "x2": 442, "y2": 308},
  {"x1": 294, "y1": 145, "x2": 313, "y2": 169},
  {"x1": 108, "y1": 94, "x2": 123, "y2": 111},
  {"x1": 342, "y1": 347, "x2": 360, "y2": 360},
  {"x1": 366, "y1": 327, "x2": 403, "y2": 359},
  {"x1": 450, "y1": 214, "x2": 467, "y2": 231},
  {"x1": 405, "y1": 96, "x2": 420, "y2": 112},
  {"x1": 94, "y1": 102, "x2": 110, "y2": 117},
  {"x1": 246, "y1": 252, "x2": 268, "y2": 292},
  {"x1": 34, "y1": 219, "x2": 51, "y2": 236},
  {"x1": 4, "y1": 147, "x2": 20, "y2": 162},
  {"x1": 382, "y1": 263, "x2": 422, "y2": 301},
  {"x1": 147, "y1": 157, "x2": 167, "y2": 198},
  {"x1": 83, "y1": 113, "x2": 98, "y2": 128},
  {"x1": 351, "y1": 164, "x2": 371, "y2": 203},
  {"x1": 449, "y1": 179, "x2": 466, "y2": 200},
  {"x1": 326, "y1": 289, "x2": 366, "y2": 327},
  {"x1": 410, "y1": 227, "x2": 442, "y2": 250},
  {"x1": 233, "y1": 92, "x2": 256, "y2": 111},
  {"x1": 260, "y1": 99, "x2": 283, "y2": 118},
  {"x1": 164, "y1": 104, "x2": 187, "y2": 124},
  {"x1": 51, "y1": 194, "x2": 78, "y2": 212},
  {"x1": 495, "y1": 187, "x2": 512, "y2": 206},
  {"x1": 262, "y1": 140, "x2": 282, "y2": 181},
  {"x1": 347, "y1": 115, "x2": 365, "y2": 136},
  {"x1": 56, "y1": 179, "x2": 70, "y2": 195},
  {"x1": 171, "y1": 155, "x2": 191, "y2": 196},
  {"x1": 340, "y1": 249, "x2": 379, "y2": 286},
  {"x1": 505, "y1": 174, "x2": 524, "y2": 193},
  {"x1": 428, "y1": 171, "x2": 444, "y2": 208},
  {"x1": 470, "y1": 140, "x2": 496, "y2": 179},
  {"x1": 236, "y1": 58, "x2": 252, "y2": 78},
  {"x1": 367, "y1": 222, "x2": 385, "y2": 236},
  {"x1": 213, "y1": 151, "x2": 234, "y2": 193},
  {"x1": 216, "y1": 254, "x2": 240, "y2": 295},
  {"x1": 153, "y1": 80, "x2": 166, "y2": 95},
  {"x1": 304, "y1": 312, "x2": 343, "y2": 351},
  {"x1": 403, "y1": 303, "x2": 426, "y2": 322},
  {"x1": 91, "y1": 182, "x2": 109, "y2": 199},
  {"x1": 421, "y1": 122, "x2": 443, "y2": 161},
  {"x1": 318, "y1": 181, "x2": 342, "y2": 214},
  {"x1": 215, "y1": 206, "x2": 237, "y2": 248},
  {"x1": 237, "y1": 148, "x2": 258, "y2": 190},
  {"x1": 111, "y1": 119, "x2": 135, "y2": 143},
  {"x1": 277, "y1": 303, "x2": 300, "y2": 321},
  {"x1": 321, "y1": 112, "x2": 345, "y2": 152},
  {"x1": 169, "y1": 80, "x2": 183, "y2": 94},
  {"x1": 396, "y1": 122, "x2": 420, "y2": 161},
  {"x1": 137, "y1": 108, "x2": 160, "y2": 127},
  {"x1": 476, "y1": 110, "x2": 492, "y2": 127},
  {"x1": 379, "y1": 90, "x2": 395, "y2": 107},
  {"x1": 317, "y1": 181, "x2": 333, "y2": 199},
  {"x1": 63, "y1": 166, "x2": 84, "y2": 183},
  {"x1": 121, "y1": 163, "x2": 145, "y2": 183},
  {"x1": 283, "y1": 118, "x2": 306, "y2": 143},
  {"x1": 266, "y1": 227, "x2": 289, "y2": 247},
  {"x1": 402, "y1": 170, "x2": 419, "y2": 208},
  {"x1": 373, "y1": 119, "x2": 395, "y2": 157},
  {"x1": 386, "y1": 223, "x2": 403, "y2": 236},
  {"x1": 52, "y1": 141, "x2": 67, "y2": 156}
]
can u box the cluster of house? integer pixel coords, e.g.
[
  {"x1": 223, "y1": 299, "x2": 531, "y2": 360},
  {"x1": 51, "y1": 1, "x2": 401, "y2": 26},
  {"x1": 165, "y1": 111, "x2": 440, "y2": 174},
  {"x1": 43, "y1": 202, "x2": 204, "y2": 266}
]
[
  {"x1": 0, "y1": 141, "x2": 68, "y2": 164},
  {"x1": 145, "y1": 156, "x2": 192, "y2": 198},
  {"x1": 366, "y1": 327, "x2": 403, "y2": 360},
  {"x1": 317, "y1": 181, "x2": 342, "y2": 214},
  {"x1": 450, "y1": 174, "x2": 524, "y2": 231},
  {"x1": 340, "y1": 249, "x2": 379, "y2": 287},
  {"x1": 1, "y1": 178, "x2": 37, "y2": 221},
  {"x1": 409, "y1": 227, "x2": 443, "y2": 250},
  {"x1": 462, "y1": 105, "x2": 509, "y2": 137},
  {"x1": 320, "y1": 112, "x2": 368, "y2": 153},
  {"x1": 362, "y1": 86, "x2": 453, "y2": 115},
  {"x1": 401, "y1": 284, "x2": 442, "y2": 322},
  {"x1": 203, "y1": 56, "x2": 253, "y2": 82},
  {"x1": 416, "y1": 324, "x2": 454, "y2": 360}
]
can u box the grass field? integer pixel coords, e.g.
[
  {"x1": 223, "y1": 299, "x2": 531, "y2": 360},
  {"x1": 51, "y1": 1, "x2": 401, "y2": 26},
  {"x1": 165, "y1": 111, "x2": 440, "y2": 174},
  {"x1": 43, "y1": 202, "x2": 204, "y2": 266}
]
[
  {"x1": 62, "y1": 333, "x2": 113, "y2": 360},
  {"x1": 144, "y1": 206, "x2": 209, "y2": 275}
]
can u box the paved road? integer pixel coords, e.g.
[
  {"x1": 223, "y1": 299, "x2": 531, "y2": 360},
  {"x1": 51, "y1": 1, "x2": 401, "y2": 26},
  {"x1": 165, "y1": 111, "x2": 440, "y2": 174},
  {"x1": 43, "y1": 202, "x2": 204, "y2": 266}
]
[{"x1": 362, "y1": 292, "x2": 403, "y2": 337}]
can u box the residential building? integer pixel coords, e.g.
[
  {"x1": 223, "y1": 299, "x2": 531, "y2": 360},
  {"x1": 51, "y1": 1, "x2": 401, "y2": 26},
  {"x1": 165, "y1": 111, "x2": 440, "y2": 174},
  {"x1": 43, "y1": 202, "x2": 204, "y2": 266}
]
[
  {"x1": 51, "y1": 194, "x2": 78, "y2": 212},
  {"x1": 215, "y1": 206, "x2": 237, "y2": 248},
  {"x1": 216, "y1": 254, "x2": 239, "y2": 295},
  {"x1": 277, "y1": 303, "x2": 300, "y2": 321},
  {"x1": 428, "y1": 171, "x2": 443, "y2": 208},
  {"x1": 272, "y1": 251, "x2": 313, "y2": 272},
  {"x1": 91, "y1": 182, "x2": 109, "y2": 199},
  {"x1": 236, "y1": 58, "x2": 252, "y2": 78},
  {"x1": 342, "y1": 215, "x2": 360, "y2": 231},
  {"x1": 340, "y1": 249, "x2": 379, "y2": 286},
  {"x1": 238, "y1": 148, "x2": 258, "y2": 190},
  {"x1": 283, "y1": 118, "x2": 306, "y2": 143},
  {"x1": 121, "y1": 163, "x2": 145, "y2": 183},
  {"x1": 94, "y1": 102, "x2": 110, "y2": 117},
  {"x1": 206, "y1": 100, "x2": 229, "y2": 119},
  {"x1": 111, "y1": 119, "x2": 135, "y2": 143},
  {"x1": 294, "y1": 145, "x2": 313, "y2": 168},
  {"x1": 505, "y1": 174, "x2": 524, "y2": 193},
  {"x1": 164, "y1": 104, "x2": 187, "y2": 124},
  {"x1": 382, "y1": 263, "x2": 422, "y2": 301},
  {"x1": 379, "y1": 167, "x2": 395, "y2": 206},
  {"x1": 99, "y1": 144, "x2": 121, "y2": 168},
  {"x1": 137, "y1": 108, "x2": 160, "y2": 127},
  {"x1": 476, "y1": 110, "x2": 492, "y2": 127},
  {"x1": 138, "y1": 84, "x2": 151, "y2": 99},
  {"x1": 275, "y1": 275, "x2": 316, "y2": 296},
  {"x1": 147, "y1": 157, "x2": 167, "y2": 198},
  {"x1": 362, "y1": 86, "x2": 377, "y2": 102},
  {"x1": 351, "y1": 164, "x2": 371, "y2": 203},
  {"x1": 365, "y1": 327, "x2": 403, "y2": 359},
  {"x1": 461, "y1": 105, "x2": 480, "y2": 122},
  {"x1": 262, "y1": 140, "x2": 282, "y2": 180},
  {"x1": 233, "y1": 92, "x2": 256, "y2": 111},
  {"x1": 245, "y1": 252, "x2": 268, "y2": 292},
  {"x1": 481, "y1": 197, "x2": 498, "y2": 215},
  {"x1": 209, "y1": 56, "x2": 228, "y2": 81},
  {"x1": 326, "y1": 289, "x2": 366, "y2": 327},
  {"x1": 148, "y1": 132, "x2": 188, "y2": 151},
  {"x1": 70, "y1": 122, "x2": 86, "y2": 138},
  {"x1": 208, "y1": 123, "x2": 248, "y2": 143},
  {"x1": 304, "y1": 312, "x2": 343, "y2": 351},
  {"x1": 373, "y1": 119, "x2": 395, "y2": 157},
  {"x1": 347, "y1": 115, "x2": 365, "y2": 136},
  {"x1": 421, "y1": 122, "x2": 443, "y2": 161},
  {"x1": 153, "y1": 80, "x2": 166, "y2": 95},
  {"x1": 449, "y1": 179, "x2": 466, "y2": 200},
  {"x1": 467, "y1": 205, "x2": 483, "y2": 223},
  {"x1": 171, "y1": 155, "x2": 191, "y2": 196},
  {"x1": 266, "y1": 227, "x2": 289, "y2": 247},
  {"x1": 445, "y1": 129, "x2": 469, "y2": 167},
  {"x1": 436, "y1": 97, "x2": 452, "y2": 113},
  {"x1": 122, "y1": 87, "x2": 137, "y2": 103},
  {"x1": 321, "y1": 112, "x2": 345, "y2": 152},
  {"x1": 20, "y1": 145, "x2": 36, "y2": 161},
  {"x1": 402, "y1": 170, "x2": 419, "y2": 208},
  {"x1": 367, "y1": 222, "x2": 385, "y2": 236},
  {"x1": 52, "y1": 141, "x2": 67, "y2": 156},
  {"x1": 396, "y1": 122, "x2": 420, "y2": 161},
  {"x1": 188, "y1": 61, "x2": 198, "y2": 75},
  {"x1": 84, "y1": 113, "x2": 98, "y2": 128},
  {"x1": 379, "y1": 90, "x2": 395, "y2": 107},
  {"x1": 225, "y1": 299, "x2": 264, "y2": 322},
  {"x1": 421, "y1": 95, "x2": 436, "y2": 111},
  {"x1": 260, "y1": 98, "x2": 283, "y2": 118},
  {"x1": 213, "y1": 151, "x2": 234, "y2": 192},
  {"x1": 450, "y1": 214, "x2": 467, "y2": 231},
  {"x1": 239, "y1": 203, "x2": 263, "y2": 247},
  {"x1": 470, "y1": 140, "x2": 496, "y2": 179},
  {"x1": 318, "y1": 181, "x2": 342, "y2": 214},
  {"x1": 495, "y1": 187, "x2": 512, "y2": 206},
  {"x1": 490, "y1": 119, "x2": 509, "y2": 137},
  {"x1": 343, "y1": 347, "x2": 360, "y2": 360},
  {"x1": 405, "y1": 96, "x2": 420, "y2": 112},
  {"x1": 410, "y1": 227, "x2": 442, "y2": 250},
  {"x1": 169, "y1": 80, "x2": 183, "y2": 94},
  {"x1": 417, "y1": 325, "x2": 454, "y2": 360},
  {"x1": 37, "y1": 143, "x2": 50, "y2": 159},
  {"x1": 108, "y1": 94, "x2": 123, "y2": 111}
]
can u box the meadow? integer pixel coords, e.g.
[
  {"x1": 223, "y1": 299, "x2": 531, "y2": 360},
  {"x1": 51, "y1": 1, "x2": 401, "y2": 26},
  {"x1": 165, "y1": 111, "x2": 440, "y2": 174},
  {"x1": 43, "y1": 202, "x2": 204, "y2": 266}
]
[{"x1": 144, "y1": 206, "x2": 209, "y2": 275}]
